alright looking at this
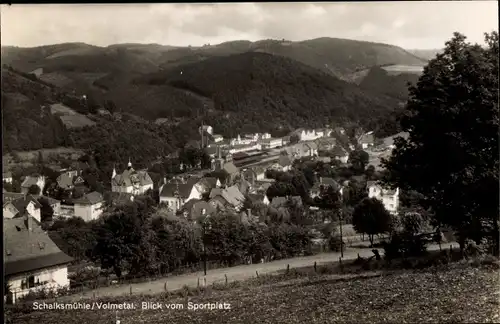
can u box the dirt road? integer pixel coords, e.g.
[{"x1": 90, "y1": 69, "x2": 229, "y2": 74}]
[{"x1": 56, "y1": 243, "x2": 457, "y2": 302}]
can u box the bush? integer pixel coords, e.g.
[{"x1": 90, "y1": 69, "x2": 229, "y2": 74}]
[{"x1": 383, "y1": 233, "x2": 428, "y2": 260}]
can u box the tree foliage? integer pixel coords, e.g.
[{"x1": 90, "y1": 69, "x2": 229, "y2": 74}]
[
  {"x1": 352, "y1": 197, "x2": 393, "y2": 246},
  {"x1": 381, "y1": 32, "x2": 499, "y2": 252}
]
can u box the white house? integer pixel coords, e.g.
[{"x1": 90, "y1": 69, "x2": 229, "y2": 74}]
[
  {"x1": 331, "y1": 146, "x2": 349, "y2": 164},
  {"x1": 199, "y1": 125, "x2": 213, "y2": 135},
  {"x1": 260, "y1": 137, "x2": 283, "y2": 149},
  {"x1": 212, "y1": 134, "x2": 224, "y2": 143},
  {"x1": 3, "y1": 172, "x2": 13, "y2": 184},
  {"x1": 73, "y1": 192, "x2": 104, "y2": 222},
  {"x1": 358, "y1": 131, "x2": 375, "y2": 149},
  {"x1": 292, "y1": 129, "x2": 323, "y2": 142},
  {"x1": 367, "y1": 181, "x2": 400, "y2": 215},
  {"x1": 304, "y1": 142, "x2": 319, "y2": 157},
  {"x1": 21, "y1": 175, "x2": 46, "y2": 194},
  {"x1": 159, "y1": 179, "x2": 199, "y2": 214},
  {"x1": 111, "y1": 160, "x2": 154, "y2": 195},
  {"x1": 230, "y1": 134, "x2": 255, "y2": 146},
  {"x1": 3, "y1": 193, "x2": 42, "y2": 223},
  {"x1": 229, "y1": 143, "x2": 262, "y2": 154},
  {"x1": 4, "y1": 216, "x2": 72, "y2": 304}
]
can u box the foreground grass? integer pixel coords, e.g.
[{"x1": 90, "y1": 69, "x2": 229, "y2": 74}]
[{"x1": 7, "y1": 262, "x2": 499, "y2": 324}]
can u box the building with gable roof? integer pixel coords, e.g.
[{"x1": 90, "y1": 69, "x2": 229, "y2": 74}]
[
  {"x1": 3, "y1": 193, "x2": 42, "y2": 223},
  {"x1": 21, "y1": 175, "x2": 46, "y2": 194},
  {"x1": 4, "y1": 216, "x2": 73, "y2": 304},
  {"x1": 73, "y1": 191, "x2": 105, "y2": 221},
  {"x1": 111, "y1": 160, "x2": 154, "y2": 195}
]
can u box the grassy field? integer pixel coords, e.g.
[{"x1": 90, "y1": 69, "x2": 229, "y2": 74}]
[
  {"x1": 50, "y1": 103, "x2": 96, "y2": 129},
  {"x1": 7, "y1": 262, "x2": 499, "y2": 324}
]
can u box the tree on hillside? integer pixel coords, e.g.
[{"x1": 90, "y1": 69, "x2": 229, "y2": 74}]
[
  {"x1": 349, "y1": 150, "x2": 369, "y2": 174},
  {"x1": 352, "y1": 197, "x2": 393, "y2": 246},
  {"x1": 381, "y1": 32, "x2": 499, "y2": 254}
]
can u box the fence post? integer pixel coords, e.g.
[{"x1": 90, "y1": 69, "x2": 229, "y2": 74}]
[
  {"x1": 255, "y1": 270, "x2": 259, "y2": 278},
  {"x1": 203, "y1": 277, "x2": 207, "y2": 287},
  {"x1": 225, "y1": 274, "x2": 228, "y2": 284},
  {"x1": 450, "y1": 245, "x2": 453, "y2": 254},
  {"x1": 129, "y1": 286, "x2": 132, "y2": 295},
  {"x1": 286, "y1": 264, "x2": 290, "y2": 274},
  {"x1": 164, "y1": 282, "x2": 167, "y2": 292},
  {"x1": 314, "y1": 261, "x2": 317, "y2": 272},
  {"x1": 197, "y1": 278, "x2": 200, "y2": 288},
  {"x1": 339, "y1": 257, "x2": 343, "y2": 273}
]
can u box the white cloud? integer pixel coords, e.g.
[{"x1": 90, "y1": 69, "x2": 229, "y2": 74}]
[{"x1": 1, "y1": 2, "x2": 497, "y2": 49}]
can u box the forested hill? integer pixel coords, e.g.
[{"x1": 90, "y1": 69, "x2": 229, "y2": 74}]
[{"x1": 126, "y1": 52, "x2": 403, "y2": 136}]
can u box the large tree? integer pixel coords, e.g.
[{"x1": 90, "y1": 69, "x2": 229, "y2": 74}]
[
  {"x1": 382, "y1": 32, "x2": 499, "y2": 253},
  {"x1": 352, "y1": 197, "x2": 393, "y2": 246}
]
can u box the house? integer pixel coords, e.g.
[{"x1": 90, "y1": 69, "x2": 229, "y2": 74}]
[
  {"x1": 229, "y1": 143, "x2": 261, "y2": 154},
  {"x1": 3, "y1": 194, "x2": 42, "y2": 223},
  {"x1": 278, "y1": 155, "x2": 293, "y2": 172},
  {"x1": 182, "y1": 200, "x2": 217, "y2": 222},
  {"x1": 252, "y1": 165, "x2": 267, "y2": 181},
  {"x1": 291, "y1": 128, "x2": 323, "y2": 142},
  {"x1": 56, "y1": 169, "x2": 85, "y2": 191},
  {"x1": 4, "y1": 216, "x2": 73, "y2": 304},
  {"x1": 316, "y1": 137, "x2": 337, "y2": 151},
  {"x1": 208, "y1": 186, "x2": 245, "y2": 211},
  {"x1": 111, "y1": 160, "x2": 154, "y2": 195},
  {"x1": 358, "y1": 132, "x2": 375, "y2": 149},
  {"x1": 159, "y1": 179, "x2": 198, "y2": 213},
  {"x1": 212, "y1": 134, "x2": 224, "y2": 143},
  {"x1": 304, "y1": 142, "x2": 319, "y2": 157},
  {"x1": 241, "y1": 168, "x2": 257, "y2": 185},
  {"x1": 367, "y1": 181, "x2": 400, "y2": 215},
  {"x1": 223, "y1": 162, "x2": 240, "y2": 185},
  {"x1": 44, "y1": 196, "x2": 61, "y2": 216},
  {"x1": 21, "y1": 175, "x2": 46, "y2": 194},
  {"x1": 230, "y1": 134, "x2": 254, "y2": 146},
  {"x1": 199, "y1": 125, "x2": 213, "y2": 135},
  {"x1": 260, "y1": 137, "x2": 283, "y2": 149},
  {"x1": 282, "y1": 136, "x2": 291, "y2": 146},
  {"x1": 310, "y1": 177, "x2": 340, "y2": 198},
  {"x1": 3, "y1": 171, "x2": 13, "y2": 184},
  {"x1": 248, "y1": 193, "x2": 270, "y2": 206},
  {"x1": 331, "y1": 146, "x2": 349, "y2": 164},
  {"x1": 73, "y1": 192, "x2": 104, "y2": 222}
]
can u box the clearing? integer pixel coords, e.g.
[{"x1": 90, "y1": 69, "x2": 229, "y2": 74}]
[{"x1": 50, "y1": 103, "x2": 96, "y2": 129}]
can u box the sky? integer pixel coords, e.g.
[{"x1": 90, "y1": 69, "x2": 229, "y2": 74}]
[{"x1": 1, "y1": 2, "x2": 498, "y2": 49}]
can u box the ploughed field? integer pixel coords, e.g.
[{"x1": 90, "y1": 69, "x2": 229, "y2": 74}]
[{"x1": 8, "y1": 263, "x2": 499, "y2": 324}]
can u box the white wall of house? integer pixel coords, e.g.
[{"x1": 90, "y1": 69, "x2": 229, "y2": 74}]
[
  {"x1": 3, "y1": 204, "x2": 18, "y2": 219},
  {"x1": 51, "y1": 203, "x2": 61, "y2": 216},
  {"x1": 7, "y1": 265, "x2": 69, "y2": 304},
  {"x1": 112, "y1": 184, "x2": 153, "y2": 195},
  {"x1": 368, "y1": 186, "x2": 400, "y2": 215},
  {"x1": 187, "y1": 186, "x2": 203, "y2": 201},
  {"x1": 74, "y1": 202, "x2": 103, "y2": 222},
  {"x1": 335, "y1": 155, "x2": 349, "y2": 164},
  {"x1": 159, "y1": 196, "x2": 184, "y2": 213},
  {"x1": 256, "y1": 172, "x2": 266, "y2": 180},
  {"x1": 59, "y1": 205, "x2": 75, "y2": 218},
  {"x1": 3, "y1": 176, "x2": 12, "y2": 184},
  {"x1": 263, "y1": 195, "x2": 270, "y2": 205},
  {"x1": 25, "y1": 202, "x2": 41, "y2": 223}
]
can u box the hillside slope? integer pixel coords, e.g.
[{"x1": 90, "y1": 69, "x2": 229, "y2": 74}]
[
  {"x1": 359, "y1": 66, "x2": 420, "y2": 100},
  {"x1": 2, "y1": 38, "x2": 426, "y2": 90},
  {"x1": 1, "y1": 68, "x2": 73, "y2": 151},
  {"x1": 130, "y1": 52, "x2": 402, "y2": 136}
]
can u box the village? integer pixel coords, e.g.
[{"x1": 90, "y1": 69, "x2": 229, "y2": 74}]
[{"x1": 3, "y1": 123, "x2": 407, "y2": 303}]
